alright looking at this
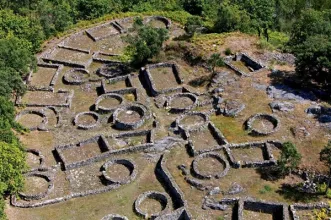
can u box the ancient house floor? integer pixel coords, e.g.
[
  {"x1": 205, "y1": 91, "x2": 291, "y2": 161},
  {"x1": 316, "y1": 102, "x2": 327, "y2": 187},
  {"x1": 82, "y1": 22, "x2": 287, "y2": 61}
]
[{"x1": 7, "y1": 16, "x2": 331, "y2": 220}]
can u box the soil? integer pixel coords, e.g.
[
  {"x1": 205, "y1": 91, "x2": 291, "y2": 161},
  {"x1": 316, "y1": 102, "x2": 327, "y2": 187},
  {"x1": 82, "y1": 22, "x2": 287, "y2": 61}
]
[
  {"x1": 180, "y1": 114, "x2": 206, "y2": 129},
  {"x1": 98, "y1": 97, "x2": 121, "y2": 108},
  {"x1": 23, "y1": 176, "x2": 49, "y2": 195},
  {"x1": 139, "y1": 197, "x2": 165, "y2": 216},
  {"x1": 104, "y1": 163, "x2": 131, "y2": 182},
  {"x1": 62, "y1": 142, "x2": 102, "y2": 163},
  {"x1": 196, "y1": 157, "x2": 226, "y2": 176},
  {"x1": 76, "y1": 114, "x2": 97, "y2": 126},
  {"x1": 30, "y1": 67, "x2": 57, "y2": 87},
  {"x1": 150, "y1": 67, "x2": 179, "y2": 90},
  {"x1": 117, "y1": 110, "x2": 142, "y2": 123},
  {"x1": 17, "y1": 114, "x2": 44, "y2": 128},
  {"x1": 251, "y1": 118, "x2": 276, "y2": 133},
  {"x1": 170, "y1": 96, "x2": 194, "y2": 109},
  {"x1": 243, "y1": 210, "x2": 273, "y2": 220}
]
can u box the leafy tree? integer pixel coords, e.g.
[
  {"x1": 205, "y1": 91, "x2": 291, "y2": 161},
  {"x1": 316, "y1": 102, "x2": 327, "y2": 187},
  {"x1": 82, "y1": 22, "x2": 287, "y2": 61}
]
[
  {"x1": 0, "y1": 68, "x2": 26, "y2": 98},
  {"x1": 0, "y1": 36, "x2": 36, "y2": 76},
  {"x1": 124, "y1": 24, "x2": 169, "y2": 65},
  {"x1": 234, "y1": 0, "x2": 276, "y2": 41},
  {"x1": 289, "y1": 9, "x2": 331, "y2": 87},
  {"x1": 0, "y1": 9, "x2": 44, "y2": 52},
  {"x1": 320, "y1": 141, "x2": 331, "y2": 194},
  {"x1": 37, "y1": 0, "x2": 75, "y2": 37},
  {"x1": 185, "y1": 16, "x2": 203, "y2": 36},
  {"x1": 207, "y1": 53, "x2": 224, "y2": 74},
  {"x1": 182, "y1": 0, "x2": 204, "y2": 15},
  {"x1": 75, "y1": 0, "x2": 122, "y2": 20},
  {"x1": 213, "y1": 2, "x2": 251, "y2": 33},
  {"x1": 0, "y1": 141, "x2": 26, "y2": 195},
  {"x1": 277, "y1": 142, "x2": 301, "y2": 175}
]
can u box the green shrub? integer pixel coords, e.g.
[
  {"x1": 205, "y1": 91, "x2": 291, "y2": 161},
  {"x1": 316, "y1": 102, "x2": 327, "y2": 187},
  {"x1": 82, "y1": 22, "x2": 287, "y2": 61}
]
[
  {"x1": 256, "y1": 38, "x2": 275, "y2": 51},
  {"x1": 224, "y1": 47, "x2": 232, "y2": 55}
]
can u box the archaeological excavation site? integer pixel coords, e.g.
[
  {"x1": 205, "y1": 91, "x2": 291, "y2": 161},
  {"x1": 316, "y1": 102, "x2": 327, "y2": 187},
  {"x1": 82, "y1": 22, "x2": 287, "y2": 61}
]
[{"x1": 7, "y1": 14, "x2": 331, "y2": 220}]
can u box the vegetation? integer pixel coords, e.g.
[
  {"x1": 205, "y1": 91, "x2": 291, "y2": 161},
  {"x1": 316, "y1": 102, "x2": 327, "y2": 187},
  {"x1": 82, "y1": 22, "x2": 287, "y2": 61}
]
[
  {"x1": 207, "y1": 53, "x2": 225, "y2": 74},
  {"x1": 124, "y1": 18, "x2": 169, "y2": 65},
  {"x1": 0, "y1": 0, "x2": 330, "y2": 219},
  {"x1": 320, "y1": 141, "x2": 331, "y2": 194},
  {"x1": 277, "y1": 142, "x2": 302, "y2": 176}
]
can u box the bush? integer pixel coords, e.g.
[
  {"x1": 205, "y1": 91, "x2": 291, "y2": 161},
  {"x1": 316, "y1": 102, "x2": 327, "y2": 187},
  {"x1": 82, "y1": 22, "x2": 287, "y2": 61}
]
[
  {"x1": 224, "y1": 47, "x2": 232, "y2": 55},
  {"x1": 277, "y1": 141, "x2": 301, "y2": 176},
  {"x1": 124, "y1": 24, "x2": 169, "y2": 66}
]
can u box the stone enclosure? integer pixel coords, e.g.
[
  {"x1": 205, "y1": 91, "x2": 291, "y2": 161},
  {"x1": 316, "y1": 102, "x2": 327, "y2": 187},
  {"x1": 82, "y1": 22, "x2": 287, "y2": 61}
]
[{"x1": 11, "y1": 15, "x2": 330, "y2": 220}]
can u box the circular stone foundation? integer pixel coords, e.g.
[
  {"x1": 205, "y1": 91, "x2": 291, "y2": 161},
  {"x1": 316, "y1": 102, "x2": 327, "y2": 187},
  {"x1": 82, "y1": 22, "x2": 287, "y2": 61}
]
[
  {"x1": 97, "y1": 63, "x2": 127, "y2": 78},
  {"x1": 134, "y1": 191, "x2": 169, "y2": 219},
  {"x1": 95, "y1": 93, "x2": 124, "y2": 113},
  {"x1": 113, "y1": 104, "x2": 149, "y2": 130},
  {"x1": 246, "y1": 113, "x2": 280, "y2": 136},
  {"x1": 19, "y1": 173, "x2": 54, "y2": 201},
  {"x1": 15, "y1": 110, "x2": 48, "y2": 131},
  {"x1": 167, "y1": 93, "x2": 198, "y2": 113},
  {"x1": 63, "y1": 68, "x2": 90, "y2": 85},
  {"x1": 101, "y1": 159, "x2": 137, "y2": 185},
  {"x1": 26, "y1": 149, "x2": 45, "y2": 171},
  {"x1": 176, "y1": 112, "x2": 209, "y2": 132},
  {"x1": 192, "y1": 153, "x2": 230, "y2": 179},
  {"x1": 74, "y1": 111, "x2": 100, "y2": 130},
  {"x1": 101, "y1": 214, "x2": 128, "y2": 220}
]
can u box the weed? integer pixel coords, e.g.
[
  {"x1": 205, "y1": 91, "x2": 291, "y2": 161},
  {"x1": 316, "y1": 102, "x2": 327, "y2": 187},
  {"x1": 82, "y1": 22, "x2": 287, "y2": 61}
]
[{"x1": 225, "y1": 48, "x2": 232, "y2": 55}]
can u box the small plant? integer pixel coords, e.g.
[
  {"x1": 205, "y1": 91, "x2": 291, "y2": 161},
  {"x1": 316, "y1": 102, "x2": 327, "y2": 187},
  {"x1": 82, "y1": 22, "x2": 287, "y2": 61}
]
[
  {"x1": 124, "y1": 94, "x2": 135, "y2": 102},
  {"x1": 224, "y1": 48, "x2": 232, "y2": 55},
  {"x1": 259, "y1": 185, "x2": 273, "y2": 194}
]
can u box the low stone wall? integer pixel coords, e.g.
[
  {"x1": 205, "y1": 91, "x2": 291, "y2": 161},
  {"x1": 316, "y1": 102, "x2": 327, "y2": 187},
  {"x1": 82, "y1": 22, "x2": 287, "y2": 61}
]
[
  {"x1": 15, "y1": 109, "x2": 48, "y2": 131},
  {"x1": 101, "y1": 159, "x2": 137, "y2": 185},
  {"x1": 155, "y1": 155, "x2": 188, "y2": 209},
  {"x1": 192, "y1": 152, "x2": 230, "y2": 179},
  {"x1": 237, "y1": 198, "x2": 289, "y2": 220},
  {"x1": 175, "y1": 111, "x2": 209, "y2": 133},
  {"x1": 142, "y1": 62, "x2": 183, "y2": 96},
  {"x1": 19, "y1": 172, "x2": 54, "y2": 201},
  {"x1": 85, "y1": 21, "x2": 123, "y2": 42},
  {"x1": 26, "y1": 149, "x2": 46, "y2": 172},
  {"x1": 97, "y1": 62, "x2": 127, "y2": 78},
  {"x1": 290, "y1": 202, "x2": 329, "y2": 220},
  {"x1": 185, "y1": 122, "x2": 229, "y2": 156},
  {"x1": 226, "y1": 141, "x2": 281, "y2": 168},
  {"x1": 134, "y1": 191, "x2": 170, "y2": 219},
  {"x1": 95, "y1": 93, "x2": 125, "y2": 113},
  {"x1": 101, "y1": 214, "x2": 128, "y2": 220},
  {"x1": 27, "y1": 63, "x2": 63, "y2": 90},
  {"x1": 144, "y1": 16, "x2": 172, "y2": 29},
  {"x1": 112, "y1": 103, "x2": 150, "y2": 130},
  {"x1": 166, "y1": 93, "x2": 198, "y2": 114},
  {"x1": 101, "y1": 75, "x2": 134, "y2": 93},
  {"x1": 155, "y1": 207, "x2": 191, "y2": 220},
  {"x1": 74, "y1": 111, "x2": 100, "y2": 130},
  {"x1": 246, "y1": 113, "x2": 280, "y2": 136},
  {"x1": 93, "y1": 52, "x2": 123, "y2": 64},
  {"x1": 225, "y1": 53, "x2": 265, "y2": 77},
  {"x1": 63, "y1": 68, "x2": 90, "y2": 85}
]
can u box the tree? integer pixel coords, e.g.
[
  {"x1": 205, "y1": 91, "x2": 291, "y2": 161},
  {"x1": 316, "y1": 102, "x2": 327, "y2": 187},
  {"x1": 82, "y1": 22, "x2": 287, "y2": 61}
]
[
  {"x1": 289, "y1": 9, "x2": 331, "y2": 87},
  {"x1": 207, "y1": 53, "x2": 224, "y2": 74},
  {"x1": 235, "y1": 0, "x2": 276, "y2": 41},
  {"x1": 320, "y1": 141, "x2": 331, "y2": 194},
  {"x1": 277, "y1": 142, "x2": 301, "y2": 175},
  {"x1": 182, "y1": 0, "x2": 204, "y2": 15},
  {"x1": 124, "y1": 24, "x2": 169, "y2": 65},
  {"x1": 0, "y1": 9, "x2": 44, "y2": 52},
  {"x1": 0, "y1": 141, "x2": 26, "y2": 195},
  {"x1": 0, "y1": 36, "x2": 36, "y2": 76},
  {"x1": 213, "y1": 2, "x2": 251, "y2": 33},
  {"x1": 185, "y1": 16, "x2": 203, "y2": 36}
]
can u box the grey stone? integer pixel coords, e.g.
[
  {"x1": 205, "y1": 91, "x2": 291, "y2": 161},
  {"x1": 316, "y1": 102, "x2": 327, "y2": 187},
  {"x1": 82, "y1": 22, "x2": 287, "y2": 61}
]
[{"x1": 269, "y1": 101, "x2": 294, "y2": 112}]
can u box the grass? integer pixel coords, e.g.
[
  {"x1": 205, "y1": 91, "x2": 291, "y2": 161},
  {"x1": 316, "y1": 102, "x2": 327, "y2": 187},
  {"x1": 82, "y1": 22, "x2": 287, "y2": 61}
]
[{"x1": 259, "y1": 184, "x2": 273, "y2": 194}]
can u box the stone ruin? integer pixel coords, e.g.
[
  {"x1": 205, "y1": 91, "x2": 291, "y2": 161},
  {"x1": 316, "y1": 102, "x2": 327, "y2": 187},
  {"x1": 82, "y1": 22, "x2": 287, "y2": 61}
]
[{"x1": 11, "y1": 15, "x2": 329, "y2": 220}]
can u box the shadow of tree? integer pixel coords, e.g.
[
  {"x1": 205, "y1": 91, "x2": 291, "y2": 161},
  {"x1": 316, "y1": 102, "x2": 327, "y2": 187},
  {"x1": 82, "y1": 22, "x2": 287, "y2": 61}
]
[{"x1": 276, "y1": 184, "x2": 320, "y2": 203}]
